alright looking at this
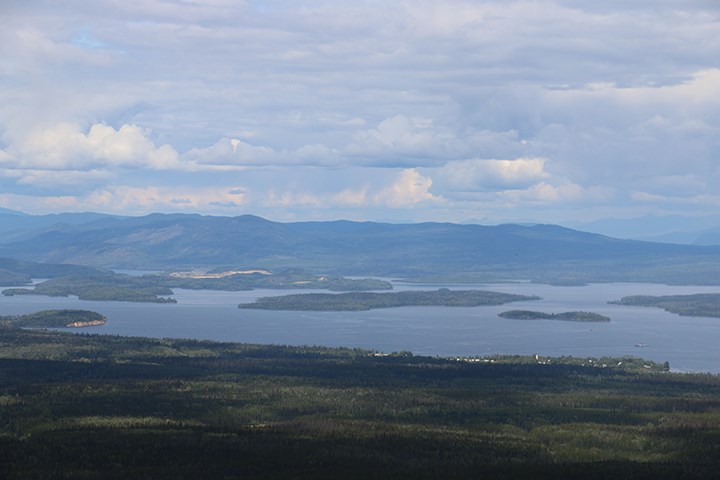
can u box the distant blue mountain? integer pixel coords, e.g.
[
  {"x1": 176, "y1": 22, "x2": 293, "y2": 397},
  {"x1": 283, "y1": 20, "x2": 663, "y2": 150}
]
[
  {"x1": 570, "y1": 214, "x2": 720, "y2": 245},
  {"x1": 0, "y1": 207, "x2": 27, "y2": 216},
  {"x1": 0, "y1": 212, "x2": 121, "y2": 242},
  {"x1": 1, "y1": 213, "x2": 718, "y2": 284}
]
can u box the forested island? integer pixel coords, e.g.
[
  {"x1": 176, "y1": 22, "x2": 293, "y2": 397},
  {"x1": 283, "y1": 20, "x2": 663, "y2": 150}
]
[
  {"x1": 499, "y1": 310, "x2": 611, "y2": 322},
  {"x1": 4, "y1": 323, "x2": 720, "y2": 479},
  {"x1": 2, "y1": 275, "x2": 178, "y2": 303},
  {"x1": 610, "y1": 293, "x2": 720, "y2": 318},
  {"x1": 0, "y1": 309, "x2": 106, "y2": 328},
  {"x1": 0, "y1": 267, "x2": 391, "y2": 303},
  {"x1": 238, "y1": 288, "x2": 539, "y2": 311}
]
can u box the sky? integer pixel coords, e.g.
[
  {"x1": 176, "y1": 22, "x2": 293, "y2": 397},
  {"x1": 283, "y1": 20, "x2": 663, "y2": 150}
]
[{"x1": 0, "y1": 0, "x2": 719, "y2": 225}]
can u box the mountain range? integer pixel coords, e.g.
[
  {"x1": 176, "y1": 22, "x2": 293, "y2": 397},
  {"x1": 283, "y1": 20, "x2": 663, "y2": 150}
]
[{"x1": 0, "y1": 212, "x2": 718, "y2": 285}]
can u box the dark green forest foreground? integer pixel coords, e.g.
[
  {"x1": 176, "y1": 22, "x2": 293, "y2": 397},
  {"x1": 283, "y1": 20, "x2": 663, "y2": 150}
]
[
  {"x1": 239, "y1": 289, "x2": 538, "y2": 311},
  {"x1": 610, "y1": 293, "x2": 720, "y2": 318},
  {"x1": 2, "y1": 326, "x2": 720, "y2": 479}
]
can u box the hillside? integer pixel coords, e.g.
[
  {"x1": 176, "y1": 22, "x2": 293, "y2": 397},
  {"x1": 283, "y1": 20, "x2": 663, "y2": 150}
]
[
  {"x1": 6, "y1": 325, "x2": 720, "y2": 480},
  {"x1": 1, "y1": 213, "x2": 719, "y2": 284}
]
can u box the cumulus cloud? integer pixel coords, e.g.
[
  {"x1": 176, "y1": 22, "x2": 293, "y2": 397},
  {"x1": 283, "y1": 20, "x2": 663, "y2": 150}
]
[
  {"x1": 372, "y1": 169, "x2": 442, "y2": 207},
  {"x1": 262, "y1": 168, "x2": 441, "y2": 210},
  {"x1": 428, "y1": 158, "x2": 549, "y2": 191},
  {"x1": 5, "y1": 123, "x2": 181, "y2": 170},
  {"x1": 347, "y1": 115, "x2": 454, "y2": 162},
  {"x1": 183, "y1": 138, "x2": 276, "y2": 167},
  {"x1": 1, "y1": 1, "x2": 718, "y2": 223}
]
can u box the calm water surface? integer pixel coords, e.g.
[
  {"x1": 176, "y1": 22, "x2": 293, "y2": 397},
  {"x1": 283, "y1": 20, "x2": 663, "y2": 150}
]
[{"x1": 2, "y1": 282, "x2": 719, "y2": 373}]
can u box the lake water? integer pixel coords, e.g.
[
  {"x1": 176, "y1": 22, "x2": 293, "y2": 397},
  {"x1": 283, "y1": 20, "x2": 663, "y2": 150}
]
[{"x1": 2, "y1": 281, "x2": 720, "y2": 373}]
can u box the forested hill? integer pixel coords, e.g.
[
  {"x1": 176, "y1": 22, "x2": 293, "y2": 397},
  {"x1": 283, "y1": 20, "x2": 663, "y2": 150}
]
[{"x1": 1, "y1": 213, "x2": 719, "y2": 284}]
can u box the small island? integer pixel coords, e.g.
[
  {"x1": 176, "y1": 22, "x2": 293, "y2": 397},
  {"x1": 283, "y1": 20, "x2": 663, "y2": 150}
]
[
  {"x1": 238, "y1": 288, "x2": 540, "y2": 311},
  {"x1": 1, "y1": 309, "x2": 107, "y2": 328},
  {"x1": 609, "y1": 293, "x2": 720, "y2": 318},
  {"x1": 499, "y1": 310, "x2": 611, "y2": 322}
]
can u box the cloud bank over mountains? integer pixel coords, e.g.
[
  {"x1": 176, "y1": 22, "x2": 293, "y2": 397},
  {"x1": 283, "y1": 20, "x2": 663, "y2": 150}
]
[{"x1": 0, "y1": 0, "x2": 718, "y2": 223}]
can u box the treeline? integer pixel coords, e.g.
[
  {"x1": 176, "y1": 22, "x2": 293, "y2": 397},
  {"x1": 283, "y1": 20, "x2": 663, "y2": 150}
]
[
  {"x1": 0, "y1": 257, "x2": 103, "y2": 285},
  {"x1": 0, "y1": 267, "x2": 392, "y2": 303},
  {"x1": 2, "y1": 273, "x2": 177, "y2": 303},
  {"x1": 499, "y1": 310, "x2": 611, "y2": 322},
  {"x1": 238, "y1": 288, "x2": 540, "y2": 311},
  {"x1": 0, "y1": 309, "x2": 105, "y2": 328},
  {"x1": 610, "y1": 293, "x2": 720, "y2": 318},
  {"x1": 1, "y1": 325, "x2": 720, "y2": 478}
]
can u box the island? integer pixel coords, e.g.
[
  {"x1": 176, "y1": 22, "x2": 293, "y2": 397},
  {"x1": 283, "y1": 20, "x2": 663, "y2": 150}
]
[
  {"x1": 498, "y1": 310, "x2": 611, "y2": 322},
  {"x1": 1, "y1": 267, "x2": 392, "y2": 303},
  {"x1": 238, "y1": 288, "x2": 540, "y2": 311},
  {"x1": 1, "y1": 309, "x2": 106, "y2": 328},
  {"x1": 609, "y1": 293, "x2": 720, "y2": 318}
]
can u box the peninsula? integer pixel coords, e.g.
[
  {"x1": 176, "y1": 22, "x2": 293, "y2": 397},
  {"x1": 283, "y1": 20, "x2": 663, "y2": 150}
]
[
  {"x1": 609, "y1": 293, "x2": 720, "y2": 318},
  {"x1": 1, "y1": 309, "x2": 106, "y2": 328}
]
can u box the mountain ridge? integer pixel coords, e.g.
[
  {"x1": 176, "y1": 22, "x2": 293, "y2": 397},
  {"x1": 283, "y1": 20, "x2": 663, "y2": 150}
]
[{"x1": 1, "y1": 212, "x2": 718, "y2": 284}]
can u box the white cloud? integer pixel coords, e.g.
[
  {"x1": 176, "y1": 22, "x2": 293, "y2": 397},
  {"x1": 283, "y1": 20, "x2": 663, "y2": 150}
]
[
  {"x1": 262, "y1": 168, "x2": 441, "y2": 210},
  {"x1": 347, "y1": 115, "x2": 459, "y2": 164},
  {"x1": 184, "y1": 138, "x2": 276, "y2": 167},
  {"x1": 183, "y1": 138, "x2": 340, "y2": 167},
  {"x1": 1, "y1": 1, "x2": 719, "y2": 223},
  {"x1": 372, "y1": 169, "x2": 442, "y2": 207},
  {"x1": 84, "y1": 185, "x2": 248, "y2": 213},
  {"x1": 6, "y1": 123, "x2": 180, "y2": 170},
  {"x1": 500, "y1": 181, "x2": 611, "y2": 204},
  {"x1": 428, "y1": 158, "x2": 548, "y2": 191}
]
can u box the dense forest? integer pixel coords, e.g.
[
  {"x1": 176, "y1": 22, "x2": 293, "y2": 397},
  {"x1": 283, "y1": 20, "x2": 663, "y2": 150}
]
[
  {"x1": 499, "y1": 310, "x2": 611, "y2": 322},
  {"x1": 0, "y1": 309, "x2": 106, "y2": 328},
  {"x1": 238, "y1": 288, "x2": 539, "y2": 311},
  {"x1": 1, "y1": 323, "x2": 720, "y2": 479},
  {"x1": 0, "y1": 266, "x2": 391, "y2": 303},
  {"x1": 610, "y1": 293, "x2": 720, "y2": 318}
]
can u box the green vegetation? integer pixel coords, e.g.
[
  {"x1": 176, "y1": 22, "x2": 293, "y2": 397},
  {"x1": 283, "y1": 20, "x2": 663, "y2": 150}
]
[
  {"x1": 1, "y1": 325, "x2": 720, "y2": 478},
  {"x1": 0, "y1": 267, "x2": 391, "y2": 303},
  {"x1": 0, "y1": 309, "x2": 106, "y2": 328},
  {"x1": 4, "y1": 215, "x2": 720, "y2": 286},
  {"x1": 0, "y1": 257, "x2": 103, "y2": 286},
  {"x1": 238, "y1": 288, "x2": 539, "y2": 311},
  {"x1": 499, "y1": 310, "x2": 611, "y2": 322},
  {"x1": 0, "y1": 269, "x2": 31, "y2": 286},
  {"x1": 2, "y1": 273, "x2": 177, "y2": 303},
  {"x1": 610, "y1": 293, "x2": 720, "y2": 318}
]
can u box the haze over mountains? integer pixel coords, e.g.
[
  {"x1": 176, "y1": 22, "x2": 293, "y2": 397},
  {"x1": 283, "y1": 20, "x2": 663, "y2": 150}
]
[
  {"x1": 569, "y1": 214, "x2": 720, "y2": 246},
  {"x1": 0, "y1": 211, "x2": 718, "y2": 285}
]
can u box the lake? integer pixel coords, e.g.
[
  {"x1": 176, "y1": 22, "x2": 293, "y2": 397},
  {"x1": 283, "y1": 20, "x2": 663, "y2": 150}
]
[{"x1": 2, "y1": 281, "x2": 720, "y2": 373}]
